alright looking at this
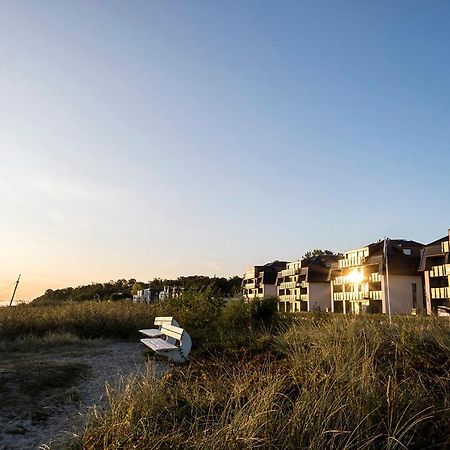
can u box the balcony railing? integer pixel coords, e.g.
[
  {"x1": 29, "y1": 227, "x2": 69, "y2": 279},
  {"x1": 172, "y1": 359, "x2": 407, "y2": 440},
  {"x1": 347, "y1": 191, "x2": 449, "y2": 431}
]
[
  {"x1": 431, "y1": 287, "x2": 450, "y2": 299},
  {"x1": 333, "y1": 291, "x2": 365, "y2": 301},
  {"x1": 369, "y1": 273, "x2": 381, "y2": 283},
  {"x1": 279, "y1": 294, "x2": 300, "y2": 302},
  {"x1": 430, "y1": 265, "x2": 450, "y2": 278},
  {"x1": 282, "y1": 268, "x2": 296, "y2": 276},
  {"x1": 369, "y1": 290, "x2": 382, "y2": 300},
  {"x1": 442, "y1": 241, "x2": 450, "y2": 253},
  {"x1": 338, "y1": 256, "x2": 365, "y2": 269},
  {"x1": 279, "y1": 281, "x2": 297, "y2": 290},
  {"x1": 245, "y1": 282, "x2": 256, "y2": 289}
]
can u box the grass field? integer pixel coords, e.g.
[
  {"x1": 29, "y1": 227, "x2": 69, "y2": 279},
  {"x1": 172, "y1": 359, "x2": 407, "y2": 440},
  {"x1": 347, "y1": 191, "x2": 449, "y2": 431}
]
[{"x1": 2, "y1": 299, "x2": 450, "y2": 449}]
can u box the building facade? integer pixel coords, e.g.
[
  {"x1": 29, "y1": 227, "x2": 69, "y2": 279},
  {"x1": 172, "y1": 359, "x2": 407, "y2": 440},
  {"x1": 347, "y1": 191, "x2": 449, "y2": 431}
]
[
  {"x1": 133, "y1": 288, "x2": 161, "y2": 303},
  {"x1": 277, "y1": 255, "x2": 338, "y2": 312},
  {"x1": 242, "y1": 261, "x2": 287, "y2": 300},
  {"x1": 330, "y1": 240, "x2": 425, "y2": 315},
  {"x1": 420, "y1": 230, "x2": 450, "y2": 315}
]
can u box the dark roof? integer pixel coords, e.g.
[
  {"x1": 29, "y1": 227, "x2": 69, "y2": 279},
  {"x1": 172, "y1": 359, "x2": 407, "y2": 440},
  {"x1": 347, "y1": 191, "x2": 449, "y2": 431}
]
[
  {"x1": 330, "y1": 239, "x2": 424, "y2": 277},
  {"x1": 260, "y1": 261, "x2": 287, "y2": 285},
  {"x1": 418, "y1": 236, "x2": 449, "y2": 271},
  {"x1": 301, "y1": 254, "x2": 339, "y2": 282}
]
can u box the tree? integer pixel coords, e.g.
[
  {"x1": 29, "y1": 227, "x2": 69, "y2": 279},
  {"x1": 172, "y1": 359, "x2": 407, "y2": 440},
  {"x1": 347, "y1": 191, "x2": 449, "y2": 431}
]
[
  {"x1": 302, "y1": 249, "x2": 342, "y2": 259},
  {"x1": 131, "y1": 283, "x2": 143, "y2": 296}
]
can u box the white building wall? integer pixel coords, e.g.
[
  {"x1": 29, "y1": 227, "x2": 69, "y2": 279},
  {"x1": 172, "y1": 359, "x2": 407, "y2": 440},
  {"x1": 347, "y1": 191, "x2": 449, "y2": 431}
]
[
  {"x1": 385, "y1": 274, "x2": 424, "y2": 315},
  {"x1": 262, "y1": 284, "x2": 277, "y2": 298},
  {"x1": 308, "y1": 283, "x2": 332, "y2": 312}
]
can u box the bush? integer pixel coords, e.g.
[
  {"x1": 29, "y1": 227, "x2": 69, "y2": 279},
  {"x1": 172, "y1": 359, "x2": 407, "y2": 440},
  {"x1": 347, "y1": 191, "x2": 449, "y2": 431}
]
[{"x1": 248, "y1": 297, "x2": 278, "y2": 328}]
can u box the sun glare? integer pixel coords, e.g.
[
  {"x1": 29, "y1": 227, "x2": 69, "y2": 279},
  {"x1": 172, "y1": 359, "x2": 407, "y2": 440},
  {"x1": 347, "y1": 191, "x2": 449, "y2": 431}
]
[{"x1": 348, "y1": 269, "x2": 364, "y2": 284}]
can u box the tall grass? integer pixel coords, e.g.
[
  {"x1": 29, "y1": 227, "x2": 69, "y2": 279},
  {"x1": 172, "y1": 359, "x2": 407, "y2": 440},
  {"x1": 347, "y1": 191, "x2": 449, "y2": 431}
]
[
  {"x1": 75, "y1": 315, "x2": 450, "y2": 450},
  {"x1": 0, "y1": 301, "x2": 155, "y2": 340},
  {"x1": 0, "y1": 295, "x2": 277, "y2": 345}
]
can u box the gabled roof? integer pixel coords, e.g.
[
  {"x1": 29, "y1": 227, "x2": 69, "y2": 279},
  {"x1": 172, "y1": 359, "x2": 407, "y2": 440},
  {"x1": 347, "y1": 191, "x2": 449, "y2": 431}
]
[
  {"x1": 331, "y1": 239, "x2": 424, "y2": 277},
  {"x1": 418, "y1": 236, "x2": 449, "y2": 271}
]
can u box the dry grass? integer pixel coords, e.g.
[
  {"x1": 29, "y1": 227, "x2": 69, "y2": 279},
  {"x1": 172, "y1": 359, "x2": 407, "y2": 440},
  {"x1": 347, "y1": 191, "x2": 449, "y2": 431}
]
[{"x1": 73, "y1": 315, "x2": 450, "y2": 450}]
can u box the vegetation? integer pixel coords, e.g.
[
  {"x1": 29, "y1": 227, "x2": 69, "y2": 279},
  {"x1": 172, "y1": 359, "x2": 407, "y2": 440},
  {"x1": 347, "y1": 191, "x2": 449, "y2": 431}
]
[
  {"x1": 302, "y1": 249, "x2": 343, "y2": 258},
  {"x1": 32, "y1": 275, "x2": 242, "y2": 306},
  {"x1": 75, "y1": 315, "x2": 450, "y2": 450},
  {"x1": 3, "y1": 295, "x2": 450, "y2": 448}
]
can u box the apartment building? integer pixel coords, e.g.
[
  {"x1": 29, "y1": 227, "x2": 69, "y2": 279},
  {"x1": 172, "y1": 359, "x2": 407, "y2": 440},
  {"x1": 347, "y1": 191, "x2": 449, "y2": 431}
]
[
  {"x1": 277, "y1": 255, "x2": 339, "y2": 312},
  {"x1": 242, "y1": 261, "x2": 287, "y2": 300},
  {"x1": 419, "y1": 229, "x2": 450, "y2": 315},
  {"x1": 330, "y1": 240, "x2": 424, "y2": 315}
]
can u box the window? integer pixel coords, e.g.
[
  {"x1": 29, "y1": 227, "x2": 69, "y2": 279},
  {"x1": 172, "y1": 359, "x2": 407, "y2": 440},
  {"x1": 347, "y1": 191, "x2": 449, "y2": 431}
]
[
  {"x1": 412, "y1": 283, "x2": 417, "y2": 308},
  {"x1": 403, "y1": 249, "x2": 412, "y2": 256}
]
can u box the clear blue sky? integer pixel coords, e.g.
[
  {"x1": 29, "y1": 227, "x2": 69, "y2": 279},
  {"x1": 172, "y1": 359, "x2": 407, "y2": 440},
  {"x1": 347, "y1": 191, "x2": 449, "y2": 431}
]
[{"x1": 1, "y1": 1, "x2": 449, "y2": 300}]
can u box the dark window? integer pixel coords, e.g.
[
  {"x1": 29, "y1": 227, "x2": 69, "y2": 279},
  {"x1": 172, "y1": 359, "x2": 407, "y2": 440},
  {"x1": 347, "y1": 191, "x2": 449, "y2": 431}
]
[{"x1": 412, "y1": 283, "x2": 417, "y2": 308}]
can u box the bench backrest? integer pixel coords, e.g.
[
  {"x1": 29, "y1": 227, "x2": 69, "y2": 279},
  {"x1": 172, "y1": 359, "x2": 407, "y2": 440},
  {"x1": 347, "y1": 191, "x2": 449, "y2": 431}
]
[
  {"x1": 154, "y1": 316, "x2": 174, "y2": 326},
  {"x1": 161, "y1": 324, "x2": 184, "y2": 341}
]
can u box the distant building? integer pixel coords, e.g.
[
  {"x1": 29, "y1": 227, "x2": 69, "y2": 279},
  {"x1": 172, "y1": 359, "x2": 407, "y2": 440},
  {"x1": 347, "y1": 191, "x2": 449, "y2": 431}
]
[
  {"x1": 242, "y1": 261, "x2": 287, "y2": 300},
  {"x1": 419, "y1": 229, "x2": 450, "y2": 315},
  {"x1": 330, "y1": 240, "x2": 424, "y2": 315},
  {"x1": 159, "y1": 285, "x2": 182, "y2": 300},
  {"x1": 133, "y1": 288, "x2": 161, "y2": 303},
  {"x1": 277, "y1": 254, "x2": 339, "y2": 312}
]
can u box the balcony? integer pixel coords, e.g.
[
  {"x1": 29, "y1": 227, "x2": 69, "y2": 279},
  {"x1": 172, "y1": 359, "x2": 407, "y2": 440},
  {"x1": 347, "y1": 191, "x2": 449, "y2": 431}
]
[
  {"x1": 245, "y1": 282, "x2": 256, "y2": 289},
  {"x1": 442, "y1": 241, "x2": 450, "y2": 253},
  {"x1": 282, "y1": 267, "x2": 296, "y2": 276},
  {"x1": 279, "y1": 281, "x2": 296, "y2": 290},
  {"x1": 279, "y1": 294, "x2": 300, "y2": 302},
  {"x1": 430, "y1": 265, "x2": 450, "y2": 278},
  {"x1": 333, "y1": 291, "x2": 365, "y2": 301},
  {"x1": 300, "y1": 294, "x2": 308, "y2": 302},
  {"x1": 369, "y1": 290, "x2": 382, "y2": 300},
  {"x1": 369, "y1": 272, "x2": 381, "y2": 283},
  {"x1": 338, "y1": 256, "x2": 365, "y2": 269},
  {"x1": 431, "y1": 287, "x2": 450, "y2": 299}
]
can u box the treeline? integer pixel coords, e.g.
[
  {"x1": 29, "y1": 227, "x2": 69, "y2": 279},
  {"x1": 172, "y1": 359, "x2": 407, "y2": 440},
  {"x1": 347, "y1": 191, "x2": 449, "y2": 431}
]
[{"x1": 32, "y1": 276, "x2": 243, "y2": 306}]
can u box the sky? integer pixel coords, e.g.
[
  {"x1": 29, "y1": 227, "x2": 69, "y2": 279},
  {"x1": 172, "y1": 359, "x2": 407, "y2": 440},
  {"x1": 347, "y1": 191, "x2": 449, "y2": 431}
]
[{"x1": 1, "y1": 1, "x2": 450, "y2": 302}]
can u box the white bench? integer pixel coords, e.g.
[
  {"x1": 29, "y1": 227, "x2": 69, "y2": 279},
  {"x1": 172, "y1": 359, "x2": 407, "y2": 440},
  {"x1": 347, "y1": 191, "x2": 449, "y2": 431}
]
[
  {"x1": 140, "y1": 324, "x2": 192, "y2": 363},
  {"x1": 139, "y1": 316, "x2": 180, "y2": 338}
]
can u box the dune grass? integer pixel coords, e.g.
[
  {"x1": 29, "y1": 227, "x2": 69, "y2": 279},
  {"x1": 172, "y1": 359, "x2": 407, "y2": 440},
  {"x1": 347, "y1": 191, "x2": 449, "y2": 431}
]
[
  {"x1": 3, "y1": 299, "x2": 450, "y2": 448},
  {"x1": 71, "y1": 315, "x2": 450, "y2": 450}
]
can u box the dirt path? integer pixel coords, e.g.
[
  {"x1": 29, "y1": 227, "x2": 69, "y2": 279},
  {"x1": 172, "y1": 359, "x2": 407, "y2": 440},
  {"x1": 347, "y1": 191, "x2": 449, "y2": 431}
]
[{"x1": 0, "y1": 341, "x2": 166, "y2": 450}]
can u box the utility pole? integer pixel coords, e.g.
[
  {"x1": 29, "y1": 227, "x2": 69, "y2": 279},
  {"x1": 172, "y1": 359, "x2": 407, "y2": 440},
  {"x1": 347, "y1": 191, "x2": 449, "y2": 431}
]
[
  {"x1": 384, "y1": 239, "x2": 392, "y2": 324},
  {"x1": 9, "y1": 274, "x2": 21, "y2": 306}
]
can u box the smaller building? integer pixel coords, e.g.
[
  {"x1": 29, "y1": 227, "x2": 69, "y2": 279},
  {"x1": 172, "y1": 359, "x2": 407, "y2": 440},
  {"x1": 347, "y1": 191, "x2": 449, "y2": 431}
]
[
  {"x1": 277, "y1": 255, "x2": 339, "y2": 312},
  {"x1": 133, "y1": 288, "x2": 161, "y2": 303},
  {"x1": 242, "y1": 261, "x2": 287, "y2": 300},
  {"x1": 419, "y1": 229, "x2": 450, "y2": 315}
]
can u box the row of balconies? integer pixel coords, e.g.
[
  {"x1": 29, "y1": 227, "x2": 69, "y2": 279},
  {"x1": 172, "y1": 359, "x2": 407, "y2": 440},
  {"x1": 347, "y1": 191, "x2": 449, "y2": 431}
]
[
  {"x1": 279, "y1": 280, "x2": 308, "y2": 288},
  {"x1": 333, "y1": 290, "x2": 382, "y2": 302},
  {"x1": 279, "y1": 281, "x2": 297, "y2": 289},
  {"x1": 333, "y1": 272, "x2": 381, "y2": 286},
  {"x1": 431, "y1": 287, "x2": 450, "y2": 299},
  {"x1": 281, "y1": 267, "x2": 297, "y2": 277},
  {"x1": 279, "y1": 294, "x2": 308, "y2": 302},
  {"x1": 429, "y1": 264, "x2": 450, "y2": 278},
  {"x1": 338, "y1": 256, "x2": 366, "y2": 269}
]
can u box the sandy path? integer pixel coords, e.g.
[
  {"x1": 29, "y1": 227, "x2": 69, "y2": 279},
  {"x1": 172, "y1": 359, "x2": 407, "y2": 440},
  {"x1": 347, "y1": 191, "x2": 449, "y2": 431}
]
[{"x1": 0, "y1": 341, "x2": 166, "y2": 450}]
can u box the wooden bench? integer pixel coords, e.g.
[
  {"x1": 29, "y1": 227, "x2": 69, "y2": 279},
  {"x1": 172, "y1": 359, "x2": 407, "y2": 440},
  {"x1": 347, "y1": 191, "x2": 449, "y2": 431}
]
[
  {"x1": 139, "y1": 316, "x2": 180, "y2": 338},
  {"x1": 140, "y1": 324, "x2": 192, "y2": 363}
]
